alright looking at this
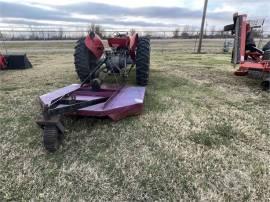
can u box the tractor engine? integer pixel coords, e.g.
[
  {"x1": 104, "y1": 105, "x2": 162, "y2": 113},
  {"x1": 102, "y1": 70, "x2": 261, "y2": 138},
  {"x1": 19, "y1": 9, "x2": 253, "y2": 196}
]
[
  {"x1": 105, "y1": 33, "x2": 134, "y2": 72},
  {"x1": 105, "y1": 48, "x2": 128, "y2": 73}
]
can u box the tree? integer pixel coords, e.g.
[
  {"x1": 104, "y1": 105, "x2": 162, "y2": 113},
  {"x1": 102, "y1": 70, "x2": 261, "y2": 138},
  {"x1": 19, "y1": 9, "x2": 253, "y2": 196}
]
[
  {"x1": 130, "y1": 28, "x2": 136, "y2": 35},
  {"x1": 0, "y1": 31, "x2": 3, "y2": 40},
  {"x1": 181, "y1": 25, "x2": 190, "y2": 38},
  {"x1": 252, "y1": 29, "x2": 262, "y2": 38},
  {"x1": 173, "y1": 28, "x2": 180, "y2": 38},
  {"x1": 58, "y1": 28, "x2": 64, "y2": 40},
  {"x1": 28, "y1": 25, "x2": 37, "y2": 40},
  {"x1": 181, "y1": 32, "x2": 190, "y2": 38},
  {"x1": 88, "y1": 23, "x2": 104, "y2": 38},
  {"x1": 210, "y1": 25, "x2": 216, "y2": 37},
  {"x1": 189, "y1": 26, "x2": 197, "y2": 37}
]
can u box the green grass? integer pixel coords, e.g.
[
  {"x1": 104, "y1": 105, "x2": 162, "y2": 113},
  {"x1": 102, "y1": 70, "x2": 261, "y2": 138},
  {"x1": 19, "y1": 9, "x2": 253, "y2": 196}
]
[
  {"x1": 0, "y1": 40, "x2": 270, "y2": 201},
  {"x1": 190, "y1": 122, "x2": 236, "y2": 147}
]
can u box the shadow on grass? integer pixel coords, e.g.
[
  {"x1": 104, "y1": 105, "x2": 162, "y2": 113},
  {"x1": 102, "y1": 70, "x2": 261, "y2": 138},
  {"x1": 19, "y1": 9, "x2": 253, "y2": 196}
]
[{"x1": 190, "y1": 122, "x2": 236, "y2": 147}]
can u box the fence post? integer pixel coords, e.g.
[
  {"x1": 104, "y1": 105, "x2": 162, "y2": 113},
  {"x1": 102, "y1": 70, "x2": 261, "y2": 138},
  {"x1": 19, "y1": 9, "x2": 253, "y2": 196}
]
[{"x1": 194, "y1": 32, "x2": 199, "y2": 53}]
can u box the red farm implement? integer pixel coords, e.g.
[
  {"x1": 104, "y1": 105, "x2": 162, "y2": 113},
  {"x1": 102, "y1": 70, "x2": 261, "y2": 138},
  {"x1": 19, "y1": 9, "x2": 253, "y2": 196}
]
[
  {"x1": 224, "y1": 13, "x2": 270, "y2": 90},
  {"x1": 0, "y1": 53, "x2": 32, "y2": 70},
  {"x1": 37, "y1": 32, "x2": 150, "y2": 152},
  {"x1": 0, "y1": 32, "x2": 32, "y2": 70}
]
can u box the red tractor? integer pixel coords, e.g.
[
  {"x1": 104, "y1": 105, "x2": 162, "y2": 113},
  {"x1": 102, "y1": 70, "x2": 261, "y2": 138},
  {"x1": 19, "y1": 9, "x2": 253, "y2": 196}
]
[
  {"x1": 224, "y1": 13, "x2": 270, "y2": 90},
  {"x1": 74, "y1": 32, "x2": 150, "y2": 90},
  {"x1": 37, "y1": 32, "x2": 150, "y2": 152}
]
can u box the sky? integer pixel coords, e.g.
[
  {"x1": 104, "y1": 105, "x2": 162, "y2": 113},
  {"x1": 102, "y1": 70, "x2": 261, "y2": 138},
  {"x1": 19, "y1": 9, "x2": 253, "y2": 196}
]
[{"x1": 0, "y1": 0, "x2": 269, "y2": 31}]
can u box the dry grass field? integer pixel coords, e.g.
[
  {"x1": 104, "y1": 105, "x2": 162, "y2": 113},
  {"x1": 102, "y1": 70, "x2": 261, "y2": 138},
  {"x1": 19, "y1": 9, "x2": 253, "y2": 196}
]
[{"x1": 0, "y1": 39, "x2": 270, "y2": 201}]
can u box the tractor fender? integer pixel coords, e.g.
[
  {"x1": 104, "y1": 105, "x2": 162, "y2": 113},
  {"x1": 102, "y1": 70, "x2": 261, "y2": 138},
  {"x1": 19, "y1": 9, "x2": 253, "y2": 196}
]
[
  {"x1": 84, "y1": 32, "x2": 104, "y2": 59},
  {"x1": 129, "y1": 33, "x2": 138, "y2": 62}
]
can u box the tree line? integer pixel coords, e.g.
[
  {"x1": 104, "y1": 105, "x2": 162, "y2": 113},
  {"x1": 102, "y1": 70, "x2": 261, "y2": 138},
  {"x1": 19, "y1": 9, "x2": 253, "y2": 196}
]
[{"x1": 0, "y1": 24, "x2": 269, "y2": 41}]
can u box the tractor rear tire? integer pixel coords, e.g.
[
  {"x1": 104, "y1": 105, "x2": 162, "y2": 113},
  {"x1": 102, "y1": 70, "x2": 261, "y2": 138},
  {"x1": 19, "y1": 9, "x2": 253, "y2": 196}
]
[
  {"x1": 262, "y1": 50, "x2": 270, "y2": 60},
  {"x1": 136, "y1": 37, "x2": 150, "y2": 86},
  {"x1": 263, "y1": 41, "x2": 270, "y2": 52},
  {"x1": 74, "y1": 38, "x2": 98, "y2": 83},
  {"x1": 43, "y1": 125, "x2": 60, "y2": 152}
]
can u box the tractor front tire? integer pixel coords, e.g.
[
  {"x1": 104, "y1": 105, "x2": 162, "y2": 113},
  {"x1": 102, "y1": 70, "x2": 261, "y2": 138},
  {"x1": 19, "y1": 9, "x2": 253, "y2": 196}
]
[
  {"x1": 136, "y1": 37, "x2": 150, "y2": 86},
  {"x1": 43, "y1": 125, "x2": 60, "y2": 152},
  {"x1": 74, "y1": 38, "x2": 98, "y2": 83}
]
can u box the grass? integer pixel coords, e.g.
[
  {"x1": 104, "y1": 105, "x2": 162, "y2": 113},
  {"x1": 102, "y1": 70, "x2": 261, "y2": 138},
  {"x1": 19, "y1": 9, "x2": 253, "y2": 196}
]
[
  {"x1": 0, "y1": 40, "x2": 270, "y2": 201},
  {"x1": 190, "y1": 122, "x2": 236, "y2": 147}
]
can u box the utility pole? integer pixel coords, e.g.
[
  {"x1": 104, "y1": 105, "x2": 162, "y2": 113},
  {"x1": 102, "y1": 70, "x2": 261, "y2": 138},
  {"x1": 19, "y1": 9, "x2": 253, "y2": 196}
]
[{"x1": 197, "y1": 0, "x2": 208, "y2": 53}]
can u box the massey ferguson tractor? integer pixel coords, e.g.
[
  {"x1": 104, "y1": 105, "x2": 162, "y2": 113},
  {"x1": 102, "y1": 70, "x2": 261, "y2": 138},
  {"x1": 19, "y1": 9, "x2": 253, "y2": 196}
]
[
  {"x1": 74, "y1": 32, "x2": 150, "y2": 89},
  {"x1": 36, "y1": 32, "x2": 151, "y2": 152},
  {"x1": 224, "y1": 13, "x2": 270, "y2": 90}
]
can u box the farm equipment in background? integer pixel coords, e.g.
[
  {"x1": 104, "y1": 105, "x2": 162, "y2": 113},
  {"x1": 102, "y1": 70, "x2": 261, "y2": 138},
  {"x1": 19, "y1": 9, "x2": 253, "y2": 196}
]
[
  {"x1": 36, "y1": 32, "x2": 150, "y2": 152},
  {"x1": 0, "y1": 52, "x2": 32, "y2": 70},
  {"x1": 224, "y1": 13, "x2": 270, "y2": 90},
  {"x1": 0, "y1": 32, "x2": 32, "y2": 70}
]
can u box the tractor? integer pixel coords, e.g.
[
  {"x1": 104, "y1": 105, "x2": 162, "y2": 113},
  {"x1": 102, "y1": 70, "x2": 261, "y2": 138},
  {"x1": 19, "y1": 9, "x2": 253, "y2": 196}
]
[
  {"x1": 74, "y1": 32, "x2": 150, "y2": 90},
  {"x1": 224, "y1": 13, "x2": 270, "y2": 90},
  {"x1": 36, "y1": 32, "x2": 151, "y2": 152}
]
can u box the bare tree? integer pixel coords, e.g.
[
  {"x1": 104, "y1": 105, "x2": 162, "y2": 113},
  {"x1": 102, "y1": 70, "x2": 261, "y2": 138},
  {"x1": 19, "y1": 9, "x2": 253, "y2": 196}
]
[
  {"x1": 58, "y1": 28, "x2": 64, "y2": 40},
  {"x1": 173, "y1": 28, "x2": 180, "y2": 38},
  {"x1": 89, "y1": 23, "x2": 104, "y2": 38},
  {"x1": 181, "y1": 25, "x2": 190, "y2": 38},
  {"x1": 210, "y1": 25, "x2": 216, "y2": 37},
  {"x1": 28, "y1": 25, "x2": 36, "y2": 40},
  {"x1": 130, "y1": 28, "x2": 136, "y2": 35},
  {"x1": 252, "y1": 29, "x2": 263, "y2": 38},
  {"x1": 190, "y1": 26, "x2": 196, "y2": 36}
]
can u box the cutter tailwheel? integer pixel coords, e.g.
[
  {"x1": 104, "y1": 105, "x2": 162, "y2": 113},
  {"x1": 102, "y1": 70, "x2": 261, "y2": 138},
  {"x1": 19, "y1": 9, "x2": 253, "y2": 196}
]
[
  {"x1": 136, "y1": 37, "x2": 150, "y2": 86},
  {"x1": 43, "y1": 125, "x2": 61, "y2": 152},
  {"x1": 91, "y1": 78, "x2": 102, "y2": 91},
  {"x1": 74, "y1": 38, "x2": 98, "y2": 83}
]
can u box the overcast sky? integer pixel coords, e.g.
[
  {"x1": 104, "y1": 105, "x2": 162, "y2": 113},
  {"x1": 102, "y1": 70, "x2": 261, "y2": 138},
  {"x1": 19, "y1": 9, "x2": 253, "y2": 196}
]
[{"x1": 0, "y1": 0, "x2": 269, "y2": 31}]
